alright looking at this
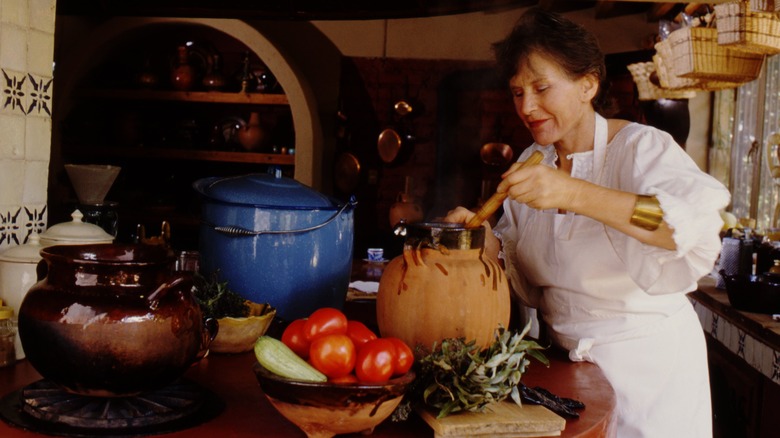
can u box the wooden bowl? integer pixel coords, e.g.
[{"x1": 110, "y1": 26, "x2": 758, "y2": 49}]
[
  {"x1": 252, "y1": 363, "x2": 415, "y2": 438},
  {"x1": 209, "y1": 302, "x2": 275, "y2": 353}
]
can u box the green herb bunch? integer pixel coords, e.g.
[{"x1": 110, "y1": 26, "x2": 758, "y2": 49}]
[
  {"x1": 413, "y1": 323, "x2": 549, "y2": 419},
  {"x1": 192, "y1": 272, "x2": 250, "y2": 319}
]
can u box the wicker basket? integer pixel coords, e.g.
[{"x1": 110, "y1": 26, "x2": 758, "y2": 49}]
[
  {"x1": 627, "y1": 62, "x2": 697, "y2": 100},
  {"x1": 667, "y1": 26, "x2": 765, "y2": 82},
  {"x1": 654, "y1": 40, "x2": 701, "y2": 90},
  {"x1": 653, "y1": 43, "x2": 742, "y2": 91},
  {"x1": 716, "y1": 2, "x2": 780, "y2": 55},
  {"x1": 750, "y1": 0, "x2": 780, "y2": 12}
]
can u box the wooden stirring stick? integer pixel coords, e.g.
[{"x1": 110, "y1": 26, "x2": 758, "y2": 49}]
[{"x1": 465, "y1": 150, "x2": 545, "y2": 228}]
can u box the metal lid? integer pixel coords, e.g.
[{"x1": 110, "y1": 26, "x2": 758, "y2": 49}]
[
  {"x1": 39, "y1": 210, "x2": 114, "y2": 245},
  {"x1": 0, "y1": 233, "x2": 42, "y2": 263},
  {"x1": 193, "y1": 173, "x2": 334, "y2": 209}
]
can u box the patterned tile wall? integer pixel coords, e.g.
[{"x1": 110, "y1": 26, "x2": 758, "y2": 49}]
[
  {"x1": 692, "y1": 298, "x2": 780, "y2": 384},
  {"x1": 0, "y1": 0, "x2": 55, "y2": 251}
]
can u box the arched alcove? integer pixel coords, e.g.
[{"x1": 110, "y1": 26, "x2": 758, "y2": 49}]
[
  {"x1": 52, "y1": 17, "x2": 329, "y2": 188},
  {"x1": 49, "y1": 17, "x2": 342, "y2": 247}
]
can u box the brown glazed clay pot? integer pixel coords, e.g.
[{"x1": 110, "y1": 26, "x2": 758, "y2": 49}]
[
  {"x1": 18, "y1": 243, "x2": 216, "y2": 397},
  {"x1": 376, "y1": 222, "x2": 510, "y2": 351}
]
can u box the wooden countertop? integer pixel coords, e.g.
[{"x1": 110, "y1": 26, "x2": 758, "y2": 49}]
[
  {"x1": 0, "y1": 259, "x2": 616, "y2": 437},
  {"x1": 690, "y1": 276, "x2": 780, "y2": 351},
  {"x1": 0, "y1": 347, "x2": 615, "y2": 438}
]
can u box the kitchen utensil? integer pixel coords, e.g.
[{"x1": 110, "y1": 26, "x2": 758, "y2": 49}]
[
  {"x1": 333, "y1": 152, "x2": 361, "y2": 193},
  {"x1": 480, "y1": 142, "x2": 514, "y2": 166},
  {"x1": 193, "y1": 173, "x2": 356, "y2": 322},
  {"x1": 64, "y1": 164, "x2": 121, "y2": 205},
  {"x1": 377, "y1": 127, "x2": 414, "y2": 164},
  {"x1": 19, "y1": 243, "x2": 216, "y2": 396},
  {"x1": 465, "y1": 150, "x2": 544, "y2": 228}
]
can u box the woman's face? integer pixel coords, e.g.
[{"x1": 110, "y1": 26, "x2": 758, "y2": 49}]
[{"x1": 509, "y1": 51, "x2": 598, "y2": 148}]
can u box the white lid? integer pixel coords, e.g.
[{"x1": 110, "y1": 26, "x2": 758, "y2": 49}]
[
  {"x1": 0, "y1": 233, "x2": 43, "y2": 263},
  {"x1": 39, "y1": 210, "x2": 114, "y2": 245}
]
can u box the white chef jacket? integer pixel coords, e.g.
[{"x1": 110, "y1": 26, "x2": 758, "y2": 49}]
[{"x1": 495, "y1": 114, "x2": 730, "y2": 437}]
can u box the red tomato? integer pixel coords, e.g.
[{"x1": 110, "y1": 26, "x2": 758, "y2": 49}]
[
  {"x1": 303, "y1": 307, "x2": 348, "y2": 341},
  {"x1": 329, "y1": 374, "x2": 359, "y2": 385},
  {"x1": 386, "y1": 337, "x2": 414, "y2": 375},
  {"x1": 309, "y1": 334, "x2": 356, "y2": 379},
  {"x1": 354, "y1": 338, "x2": 396, "y2": 383},
  {"x1": 281, "y1": 318, "x2": 310, "y2": 359},
  {"x1": 346, "y1": 320, "x2": 377, "y2": 348}
]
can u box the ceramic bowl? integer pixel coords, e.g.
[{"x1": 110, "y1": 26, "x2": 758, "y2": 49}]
[
  {"x1": 720, "y1": 270, "x2": 780, "y2": 314},
  {"x1": 209, "y1": 302, "x2": 276, "y2": 353},
  {"x1": 252, "y1": 363, "x2": 415, "y2": 438}
]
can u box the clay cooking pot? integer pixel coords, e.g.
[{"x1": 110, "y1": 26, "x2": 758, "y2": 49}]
[{"x1": 18, "y1": 243, "x2": 216, "y2": 397}]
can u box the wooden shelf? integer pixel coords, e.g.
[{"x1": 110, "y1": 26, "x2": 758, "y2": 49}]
[
  {"x1": 71, "y1": 146, "x2": 296, "y2": 165},
  {"x1": 78, "y1": 89, "x2": 289, "y2": 105}
]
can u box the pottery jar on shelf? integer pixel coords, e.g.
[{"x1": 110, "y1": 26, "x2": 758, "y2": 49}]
[
  {"x1": 237, "y1": 111, "x2": 268, "y2": 152},
  {"x1": 18, "y1": 243, "x2": 217, "y2": 397},
  {"x1": 376, "y1": 222, "x2": 510, "y2": 351},
  {"x1": 170, "y1": 45, "x2": 195, "y2": 91}
]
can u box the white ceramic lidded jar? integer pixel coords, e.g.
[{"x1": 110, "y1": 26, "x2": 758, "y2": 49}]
[
  {"x1": 0, "y1": 232, "x2": 43, "y2": 360},
  {"x1": 39, "y1": 210, "x2": 114, "y2": 248}
]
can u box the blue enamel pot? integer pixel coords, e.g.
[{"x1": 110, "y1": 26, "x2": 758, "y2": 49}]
[{"x1": 194, "y1": 173, "x2": 355, "y2": 322}]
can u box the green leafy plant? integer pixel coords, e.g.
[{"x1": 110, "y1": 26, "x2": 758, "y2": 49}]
[
  {"x1": 411, "y1": 322, "x2": 548, "y2": 419},
  {"x1": 192, "y1": 272, "x2": 250, "y2": 319}
]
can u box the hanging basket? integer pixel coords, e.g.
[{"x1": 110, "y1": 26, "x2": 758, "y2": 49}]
[
  {"x1": 667, "y1": 26, "x2": 765, "y2": 83},
  {"x1": 654, "y1": 40, "x2": 702, "y2": 90},
  {"x1": 627, "y1": 62, "x2": 697, "y2": 100},
  {"x1": 653, "y1": 42, "x2": 742, "y2": 91},
  {"x1": 715, "y1": 2, "x2": 780, "y2": 55},
  {"x1": 750, "y1": 0, "x2": 780, "y2": 12}
]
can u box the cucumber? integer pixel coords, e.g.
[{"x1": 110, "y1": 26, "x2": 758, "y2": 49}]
[{"x1": 254, "y1": 336, "x2": 327, "y2": 382}]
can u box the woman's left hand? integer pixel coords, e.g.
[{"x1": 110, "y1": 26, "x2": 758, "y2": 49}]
[{"x1": 497, "y1": 162, "x2": 583, "y2": 212}]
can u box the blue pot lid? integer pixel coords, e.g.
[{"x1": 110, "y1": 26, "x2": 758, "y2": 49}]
[{"x1": 194, "y1": 173, "x2": 334, "y2": 209}]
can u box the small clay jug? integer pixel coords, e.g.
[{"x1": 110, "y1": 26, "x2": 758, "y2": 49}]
[
  {"x1": 376, "y1": 222, "x2": 510, "y2": 351},
  {"x1": 202, "y1": 53, "x2": 227, "y2": 91},
  {"x1": 237, "y1": 112, "x2": 267, "y2": 152},
  {"x1": 18, "y1": 243, "x2": 216, "y2": 397},
  {"x1": 170, "y1": 45, "x2": 195, "y2": 91}
]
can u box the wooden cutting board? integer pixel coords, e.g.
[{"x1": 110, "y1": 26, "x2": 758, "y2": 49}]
[{"x1": 417, "y1": 401, "x2": 566, "y2": 438}]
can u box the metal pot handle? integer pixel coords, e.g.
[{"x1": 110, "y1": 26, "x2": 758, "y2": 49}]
[{"x1": 207, "y1": 196, "x2": 357, "y2": 237}]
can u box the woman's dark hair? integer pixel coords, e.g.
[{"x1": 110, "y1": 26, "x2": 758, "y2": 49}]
[{"x1": 493, "y1": 7, "x2": 613, "y2": 115}]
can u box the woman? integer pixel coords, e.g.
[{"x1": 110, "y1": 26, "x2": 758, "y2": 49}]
[{"x1": 445, "y1": 8, "x2": 729, "y2": 437}]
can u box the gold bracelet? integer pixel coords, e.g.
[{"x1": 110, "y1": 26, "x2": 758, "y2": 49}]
[{"x1": 630, "y1": 194, "x2": 663, "y2": 231}]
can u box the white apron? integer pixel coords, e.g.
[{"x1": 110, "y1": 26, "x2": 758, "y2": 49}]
[{"x1": 507, "y1": 115, "x2": 713, "y2": 438}]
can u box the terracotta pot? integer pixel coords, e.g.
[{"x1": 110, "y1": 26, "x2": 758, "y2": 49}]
[
  {"x1": 18, "y1": 243, "x2": 216, "y2": 397},
  {"x1": 376, "y1": 222, "x2": 510, "y2": 351},
  {"x1": 237, "y1": 112, "x2": 267, "y2": 151}
]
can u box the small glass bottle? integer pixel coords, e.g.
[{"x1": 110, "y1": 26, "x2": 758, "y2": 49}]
[{"x1": 0, "y1": 300, "x2": 16, "y2": 367}]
